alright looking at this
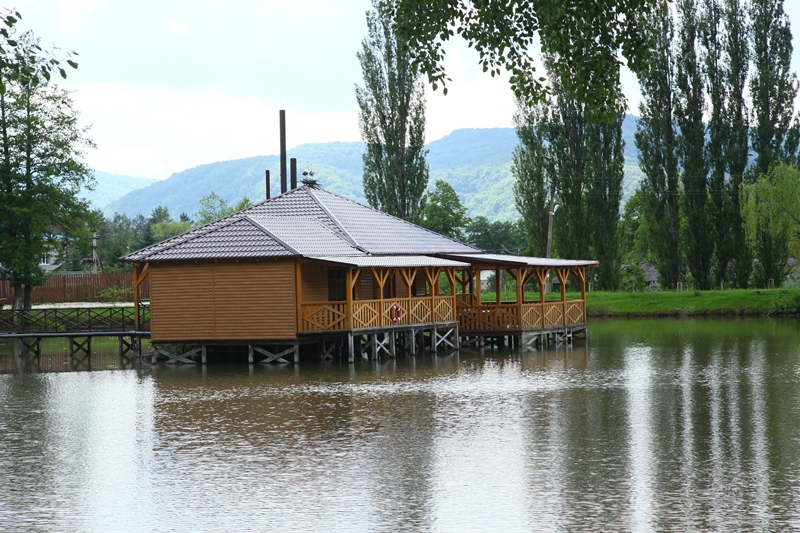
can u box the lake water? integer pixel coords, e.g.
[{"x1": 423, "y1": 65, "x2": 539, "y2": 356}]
[{"x1": 1, "y1": 318, "x2": 800, "y2": 532}]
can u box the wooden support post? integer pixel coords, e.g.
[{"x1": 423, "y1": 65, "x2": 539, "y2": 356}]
[
  {"x1": 389, "y1": 331, "x2": 396, "y2": 357},
  {"x1": 370, "y1": 333, "x2": 378, "y2": 360},
  {"x1": 495, "y1": 268, "x2": 501, "y2": 305},
  {"x1": 17, "y1": 337, "x2": 41, "y2": 366},
  {"x1": 475, "y1": 267, "x2": 482, "y2": 306},
  {"x1": 295, "y1": 261, "x2": 304, "y2": 334},
  {"x1": 201, "y1": 345, "x2": 207, "y2": 364},
  {"x1": 69, "y1": 337, "x2": 92, "y2": 367},
  {"x1": 151, "y1": 344, "x2": 158, "y2": 365},
  {"x1": 293, "y1": 344, "x2": 299, "y2": 364},
  {"x1": 347, "y1": 332, "x2": 355, "y2": 363},
  {"x1": 133, "y1": 263, "x2": 141, "y2": 330},
  {"x1": 248, "y1": 345, "x2": 254, "y2": 364},
  {"x1": 346, "y1": 268, "x2": 354, "y2": 330},
  {"x1": 133, "y1": 262, "x2": 150, "y2": 331},
  {"x1": 536, "y1": 269, "x2": 548, "y2": 304}
]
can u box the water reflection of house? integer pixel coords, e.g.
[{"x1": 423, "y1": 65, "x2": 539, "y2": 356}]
[{"x1": 121, "y1": 185, "x2": 597, "y2": 360}]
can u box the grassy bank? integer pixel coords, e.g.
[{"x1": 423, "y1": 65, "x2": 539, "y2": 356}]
[
  {"x1": 586, "y1": 288, "x2": 800, "y2": 317},
  {"x1": 480, "y1": 287, "x2": 800, "y2": 316}
]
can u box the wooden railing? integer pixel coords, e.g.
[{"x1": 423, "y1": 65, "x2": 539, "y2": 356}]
[
  {"x1": 300, "y1": 296, "x2": 455, "y2": 333},
  {"x1": 0, "y1": 305, "x2": 151, "y2": 334},
  {"x1": 457, "y1": 300, "x2": 586, "y2": 332},
  {"x1": 300, "y1": 297, "x2": 585, "y2": 334}
]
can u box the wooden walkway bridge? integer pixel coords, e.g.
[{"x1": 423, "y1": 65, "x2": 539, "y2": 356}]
[{"x1": 0, "y1": 305, "x2": 151, "y2": 367}]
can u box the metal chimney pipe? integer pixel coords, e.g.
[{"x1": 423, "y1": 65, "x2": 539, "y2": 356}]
[
  {"x1": 265, "y1": 169, "x2": 270, "y2": 199},
  {"x1": 279, "y1": 110, "x2": 287, "y2": 194},
  {"x1": 290, "y1": 158, "x2": 297, "y2": 190}
]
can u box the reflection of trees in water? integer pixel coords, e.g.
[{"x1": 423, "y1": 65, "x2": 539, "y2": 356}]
[{"x1": 517, "y1": 320, "x2": 800, "y2": 530}]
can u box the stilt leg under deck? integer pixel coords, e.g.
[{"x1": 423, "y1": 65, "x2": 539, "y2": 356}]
[
  {"x1": 347, "y1": 333, "x2": 355, "y2": 363},
  {"x1": 69, "y1": 337, "x2": 92, "y2": 368},
  {"x1": 16, "y1": 337, "x2": 41, "y2": 367}
]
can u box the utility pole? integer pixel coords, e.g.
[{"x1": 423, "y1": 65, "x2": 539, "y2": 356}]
[{"x1": 545, "y1": 182, "x2": 557, "y2": 294}]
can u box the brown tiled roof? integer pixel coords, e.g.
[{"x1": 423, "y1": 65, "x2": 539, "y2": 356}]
[
  {"x1": 120, "y1": 186, "x2": 479, "y2": 262},
  {"x1": 248, "y1": 216, "x2": 364, "y2": 256},
  {"x1": 308, "y1": 188, "x2": 479, "y2": 254},
  {"x1": 123, "y1": 217, "x2": 295, "y2": 261}
]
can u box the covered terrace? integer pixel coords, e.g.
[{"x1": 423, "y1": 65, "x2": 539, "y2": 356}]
[
  {"x1": 438, "y1": 253, "x2": 598, "y2": 335},
  {"x1": 298, "y1": 255, "x2": 469, "y2": 334}
]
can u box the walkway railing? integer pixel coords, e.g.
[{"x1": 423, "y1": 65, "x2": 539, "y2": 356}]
[
  {"x1": 301, "y1": 295, "x2": 455, "y2": 333},
  {"x1": 0, "y1": 306, "x2": 151, "y2": 334}
]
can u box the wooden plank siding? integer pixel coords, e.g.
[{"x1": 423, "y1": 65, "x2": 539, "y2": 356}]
[
  {"x1": 302, "y1": 262, "x2": 329, "y2": 303},
  {"x1": 149, "y1": 260, "x2": 296, "y2": 342}
]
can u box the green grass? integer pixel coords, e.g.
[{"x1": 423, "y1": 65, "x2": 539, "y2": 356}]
[
  {"x1": 586, "y1": 288, "x2": 800, "y2": 317},
  {"x1": 480, "y1": 287, "x2": 800, "y2": 316}
]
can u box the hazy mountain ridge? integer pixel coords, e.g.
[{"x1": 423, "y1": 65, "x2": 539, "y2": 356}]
[
  {"x1": 83, "y1": 171, "x2": 159, "y2": 210},
  {"x1": 101, "y1": 116, "x2": 642, "y2": 221}
]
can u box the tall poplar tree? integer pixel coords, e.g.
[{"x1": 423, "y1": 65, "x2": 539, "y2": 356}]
[
  {"x1": 724, "y1": 0, "x2": 752, "y2": 287},
  {"x1": 701, "y1": 0, "x2": 730, "y2": 286},
  {"x1": 676, "y1": 0, "x2": 712, "y2": 289},
  {"x1": 547, "y1": 56, "x2": 588, "y2": 261},
  {"x1": 512, "y1": 100, "x2": 551, "y2": 257},
  {"x1": 635, "y1": 2, "x2": 682, "y2": 288},
  {"x1": 748, "y1": 0, "x2": 797, "y2": 286},
  {"x1": 585, "y1": 113, "x2": 625, "y2": 290},
  {"x1": 356, "y1": 0, "x2": 428, "y2": 223}
]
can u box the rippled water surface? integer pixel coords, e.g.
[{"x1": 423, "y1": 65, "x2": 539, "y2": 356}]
[{"x1": 2, "y1": 319, "x2": 800, "y2": 532}]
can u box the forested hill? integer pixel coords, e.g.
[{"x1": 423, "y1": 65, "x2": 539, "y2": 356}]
[{"x1": 104, "y1": 116, "x2": 642, "y2": 221}]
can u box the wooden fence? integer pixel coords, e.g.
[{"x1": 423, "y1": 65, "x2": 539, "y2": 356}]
[{"x1": 0, "y1": 273, "x2": 149, "y2": 304}]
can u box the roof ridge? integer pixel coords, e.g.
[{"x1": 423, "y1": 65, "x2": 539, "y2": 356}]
[
  {"x1": 310, "y1": 188, "x2": 483, "y2": 252},
  {"x1": 243, "y1": 215, "x2": 301, "y2": 255},
  {"x1": 306, "y1": 187, "x2": 367, "y2": 252},
  {"x1": 249, "y1": 215, "x2": 364, "y2": 256}
]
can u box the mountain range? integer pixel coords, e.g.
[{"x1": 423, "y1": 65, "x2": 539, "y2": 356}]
[{"x1": 95, "y1": 115, "x2": 644, "y2": 222}]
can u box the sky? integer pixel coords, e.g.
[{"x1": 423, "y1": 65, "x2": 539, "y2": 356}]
[{"x1": 13, "y1": 0, "x2": 800, "y2": 181}]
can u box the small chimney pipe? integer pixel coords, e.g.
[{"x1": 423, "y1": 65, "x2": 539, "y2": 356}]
[
  {"x1": 265, "y1": 169, "x2": 270, "y2": 199},
  {"x1": 290, "y1": 158, "x2": 297, "y2": 190},
  {"x1": 279, "y1": 110, "x2": 287, "y2": 194}
]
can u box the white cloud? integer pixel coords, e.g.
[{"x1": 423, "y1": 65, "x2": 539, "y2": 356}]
[
  {"x1": 56, "y1": 0, "x2": 105, "y2": 31},
  {"x1": 70, "y1": 83, "x2": 360, "y2": 179},
  {"x1": 167, "y1": 21, "x2": 192, "y2": 35},
  {"x1": 424, "y1": 44, "x2": 517, "y2": 142}
]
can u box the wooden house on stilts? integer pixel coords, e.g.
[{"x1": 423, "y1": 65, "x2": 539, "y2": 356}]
[{"x1": 121, "y1": 185, "x2": 597, "y2": 363}]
